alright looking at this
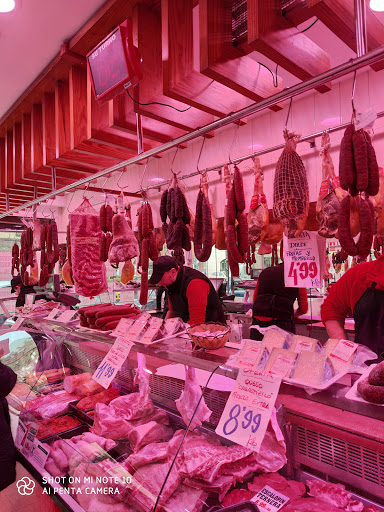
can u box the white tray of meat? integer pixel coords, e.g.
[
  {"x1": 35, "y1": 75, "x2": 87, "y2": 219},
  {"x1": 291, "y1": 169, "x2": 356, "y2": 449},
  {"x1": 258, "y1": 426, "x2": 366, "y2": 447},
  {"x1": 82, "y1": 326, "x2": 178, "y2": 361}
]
[{"x1": 345, "y1": 365, "x2": 384, "y2": 406}]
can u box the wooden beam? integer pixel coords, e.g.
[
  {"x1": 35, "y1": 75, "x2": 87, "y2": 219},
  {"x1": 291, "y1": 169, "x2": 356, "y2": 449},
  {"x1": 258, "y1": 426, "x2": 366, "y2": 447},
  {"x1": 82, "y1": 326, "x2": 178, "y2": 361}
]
[
  {"x1": 199, "y1": 0, "x2": 284, "y2": 111},
  {"x1": 0, "y1": 139, "x2": 5, "y2": 193},
  {"x1": 21, "y1": 114, "x2": 32, "y2": 180},
  {"x1": 31, "y1": 104, "x2": 44, "y2": 172},
  {"x1": 13, "y1": 123, "x2": 22, "y2": 192},
  {"x1": 55, "y1": 80, "x2": 71, "y2": 157},
  {"x1": 162, "y1": 0, "x2": 252, "y2": 118},
  {"x1": 5, "y1": 131, "x2": 13, "y2": 191},
  {"x1": 42, "y1": 93, "x2": 56, "y2": 165},
  {"x1": 247, "y1": 0, "x2": 331, "y2": 93}
]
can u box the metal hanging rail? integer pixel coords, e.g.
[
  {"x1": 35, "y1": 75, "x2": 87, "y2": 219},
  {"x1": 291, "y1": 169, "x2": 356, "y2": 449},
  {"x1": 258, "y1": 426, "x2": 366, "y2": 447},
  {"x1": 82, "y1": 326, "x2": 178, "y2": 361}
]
[
  {"x1": 1, "y1": 43, "x2": 384, "y2": 220},
  {"x1": 135, "y1": 109, "x2": 384, "y2": 194}
]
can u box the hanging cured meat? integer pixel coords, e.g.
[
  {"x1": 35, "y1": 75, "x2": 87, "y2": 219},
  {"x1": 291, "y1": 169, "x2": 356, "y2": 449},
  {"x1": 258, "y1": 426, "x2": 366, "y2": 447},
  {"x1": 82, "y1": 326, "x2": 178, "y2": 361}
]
[
  {"x1": 201, "y1": 173, "x2": 217, "y2": 246},
  {"x1": 121, "y1": 260, "x2": 135, "y2": 284},
  {"x1": 248, "y1": 157, "x2": 269, "y2": 244},
  {"x1": 316, "y1": 132, "x2": 347, "y2": 238},
  {"x1": 99, "y1": 203, "x2": 113, "y2": 262},
  {"x1": 372, "y1": 168, "x2": 384, "y2": 236},
  {"x1": 137, "y1": 201, "x2": 159, "y2": 305},
  {"x1": 108, "y1": 213, "x2": 139, "y2": 264},
  {"x1": 194, "y1": 180, "x2": 213, "y2": 262},
  {"x1": 273, "y1": 130, "x2": 309, "y2": 238},
  {"x1": 225, "y1": 166, "x2": 249, "y2": 277},
  {"x1": 262, "y1": 211, "x2": 284, "y2": 245},
  {"x1": 69, "y1": 198, "x2": 107, "y2": 297}
]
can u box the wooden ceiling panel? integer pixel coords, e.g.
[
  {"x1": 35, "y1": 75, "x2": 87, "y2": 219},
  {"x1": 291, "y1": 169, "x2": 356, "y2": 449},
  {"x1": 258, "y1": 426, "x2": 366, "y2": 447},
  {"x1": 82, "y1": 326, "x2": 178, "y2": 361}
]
[
  {"x1": 55, "y1": 80, "x2": 71, "y2": 157},
  {"x1": 162, "y1": 0, "x2": 252, "y2": 118},
  {"x1": 13, "y1": 123, "x2": 22, "y2": 190},
  {"x1": 130, "y1": 3, "x2": 215, "y2": 131},
  {"x1": 0, "y1": 139, "x2": 5, "y2": 193},
  {"x1": 199, "y1": 0, "x2": 284, "y2": 111},
  {"x1": 5, "y1": 131, "x2": 13, "y2": 192},
  {"x1": 42, "y1": 92, "x2": 56, "y2": 164},
  {"x1": 247, "y1": 0, "x2": 331, "y2": 93}
]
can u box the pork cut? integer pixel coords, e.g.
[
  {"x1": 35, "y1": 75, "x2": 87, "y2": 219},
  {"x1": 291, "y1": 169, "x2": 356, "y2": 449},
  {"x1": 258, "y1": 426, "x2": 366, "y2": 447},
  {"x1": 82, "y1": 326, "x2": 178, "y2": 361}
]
[
  {"x1": 126, "y1": 442, "x2": 170, "y2": 471},
  {"x1": 248, "y1": 157, "x2": 269, "y2": 244},
  {"x1": 108, "y1": 213, "x2": 139, "y2": 264},
  {"x1": 280, "y1": 497, "x2": 344, "y2": 511},
  {"x1": 175, "y1": 366, "x2": 211, "y2": 430},
  {"x1": 184, "y1": 475, "x2": 235, "y2": 502},
  {"x1": 248, "y1": 472, "x2": 306, "y2": 501},
  {"x1": 306, "y1": 479, "x2": 363, "y2": 511},
  {"x1": 128, "y1": 421, "x2": 173, "y2": 453},
  {"x1": 69, "y1": 198, "x2": 107, "y2": 297},
  {"x1": 161, "y1": 484, "x2": 208, "y2": 512}
]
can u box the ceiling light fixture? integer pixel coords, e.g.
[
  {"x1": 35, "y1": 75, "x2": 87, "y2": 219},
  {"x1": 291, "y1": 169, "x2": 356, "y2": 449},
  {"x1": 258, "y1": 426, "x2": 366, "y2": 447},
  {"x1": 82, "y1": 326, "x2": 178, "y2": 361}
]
[
  {"x1": 370, "y1": 0, "x2": 384, "y2": 11},
  {"x1": 0, "y1": 0, "x2": 15, "y2": 12}
]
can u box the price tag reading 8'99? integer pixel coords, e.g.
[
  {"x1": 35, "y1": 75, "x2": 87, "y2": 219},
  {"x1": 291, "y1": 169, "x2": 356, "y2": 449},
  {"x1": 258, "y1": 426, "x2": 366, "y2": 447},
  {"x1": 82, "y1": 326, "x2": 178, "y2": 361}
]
[
  {"x1": 92, "y1": 337, "x2": 134, "y2": 389},
  {"x1": 215, "y1": 369, "x2": 281, "y2": 452}
]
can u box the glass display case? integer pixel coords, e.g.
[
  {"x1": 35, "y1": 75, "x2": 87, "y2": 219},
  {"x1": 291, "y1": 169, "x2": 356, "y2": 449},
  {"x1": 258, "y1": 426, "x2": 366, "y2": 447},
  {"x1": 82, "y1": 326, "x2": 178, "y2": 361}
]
[{"x1": 3, "y1": 318, "x2": 384, "y2": 511}]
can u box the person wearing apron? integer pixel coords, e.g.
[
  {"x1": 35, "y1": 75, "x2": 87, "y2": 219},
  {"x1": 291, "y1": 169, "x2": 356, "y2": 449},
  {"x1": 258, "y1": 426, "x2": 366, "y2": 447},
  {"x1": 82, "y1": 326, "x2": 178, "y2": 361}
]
[{"x1": 322, "y1": 256, "x2": 384, "y2": 362}]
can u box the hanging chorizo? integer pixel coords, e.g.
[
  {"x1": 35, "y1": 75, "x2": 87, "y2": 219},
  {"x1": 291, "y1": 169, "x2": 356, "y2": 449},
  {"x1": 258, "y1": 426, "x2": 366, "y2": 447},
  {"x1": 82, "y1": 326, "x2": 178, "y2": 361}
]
[
  {"x1": 352, "y1": 130, "x2": 369, "y2": 192},
  {"x1": 339, "y1": 125, "x2": 355, "y2": 191},
  {"x1": 338, "y1": 196, "x2": 358, "y2": 256}
]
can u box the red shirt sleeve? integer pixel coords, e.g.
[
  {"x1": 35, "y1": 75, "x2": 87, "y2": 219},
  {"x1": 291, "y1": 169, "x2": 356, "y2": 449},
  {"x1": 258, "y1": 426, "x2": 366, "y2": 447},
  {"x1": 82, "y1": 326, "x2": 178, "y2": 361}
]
[
  {"x1": 297, "y1": 288, "x2": 308, "y2": 316},
  {"x1": 186, "y1": 279, "x2": 210, "y2": 326}
]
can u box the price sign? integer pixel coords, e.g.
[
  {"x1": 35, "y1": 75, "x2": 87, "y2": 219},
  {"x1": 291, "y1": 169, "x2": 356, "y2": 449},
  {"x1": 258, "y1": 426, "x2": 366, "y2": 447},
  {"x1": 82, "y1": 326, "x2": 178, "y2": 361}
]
[
  {"x1": 32, "y1": 440, "x2": 50, "y2": 468},
  {"x1": 46, "y1": 308, "x2": 60, "y2": 320},
  {"x1": 55, "y1": 309, "x2": 78, "y2": 323},
  {"x1": 11, "y1": 317, "x2": 24, "y2": 331},
  {"x1": 216, "y1": 369, "x2": 281, "y2": 452},
  {"x1": 111, "y1": 317, "x2": 136, "y2": 338},
  {"x1": 251, "y1": 485, "x2": 290, "y2": 512},
  {"x1": 284, "y1": 231, "x2": 322, "y2": 288},
  {"x1": 330, "y1": 339, "x2": 358, "y2": 363},
  {"x1": 21, "y1": 422, "x2": 39, "y2": 456},
  {"x1": 15, "y1": 419, "x2": 28, "y2": 448},
  {"x1": 93, "y1": 336, "x2": 134, "y2": 389}
]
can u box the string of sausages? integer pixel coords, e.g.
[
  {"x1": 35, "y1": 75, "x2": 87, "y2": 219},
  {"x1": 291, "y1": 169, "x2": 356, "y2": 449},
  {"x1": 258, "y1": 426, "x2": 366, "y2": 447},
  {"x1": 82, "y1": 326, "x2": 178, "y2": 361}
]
[
  {"x1": 138, "y1": 201, "x2": 159, "y2": 305},
  {"x1": 40, "y1": 221, "x2": 59, "y2": 286},
  {"x1": 20, "y1": 227, "x2": 34, "y2": 285},
  {"x1": 338, "y1": 124, "x2": 379, "y2": 259},
  {"x1": 11, "y1": 243, "x2": 20, "y2": 276},
  {"x1": 194, "y1": 188, "x2": 213, "y2": 262},
  {"x1": 225, "y1": 166, "x2": 249, "y2": 277},
  {"x1": 99, "y1": 204, "x2": 113, "y2": 263},
  {"x1": 160, "y1": 184, "x2": 191, "y2": 253}
]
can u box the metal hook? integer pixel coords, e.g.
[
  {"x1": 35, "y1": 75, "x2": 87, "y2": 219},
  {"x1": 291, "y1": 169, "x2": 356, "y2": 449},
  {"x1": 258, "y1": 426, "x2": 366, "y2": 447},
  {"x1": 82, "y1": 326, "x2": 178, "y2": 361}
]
[
  {"x1": 196, "y1": 137, "x2": 206, "y2": 175},
  {"x1": 140, "y1": 158, "x2": 149, "y2": 195},
  {"x1": 285, "y1": 97, "x2": 293, "y2": 129},
  {"x1": 82, "y1": 181, "x2": 93, "y2": 202},
  {"x1": 170, "y1": 145, "x2": 181, "y2": 176},
  {"x1": 351, "y1": 70, "x2": 357, "y2": 117},
  {"x1": 66, "y1": 188, "x2": 76, "y2": 213},
  {"x1": 101, "y1": 175, "x2": 111, "y2": 202},
  {"x1": 116, "y1": 166, "x2": 130, "y2": 193},
  {"x1": 41, "y1": 200, "x2": 50, "y2": 219},
  {"x1": 228, "y1": 120, "x2": 241, "y2": 165}
]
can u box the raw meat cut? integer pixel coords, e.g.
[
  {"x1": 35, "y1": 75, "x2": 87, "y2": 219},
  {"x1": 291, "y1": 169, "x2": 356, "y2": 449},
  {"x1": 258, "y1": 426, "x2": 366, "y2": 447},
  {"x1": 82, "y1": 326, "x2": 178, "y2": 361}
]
[
  {"x1": 248, "y1": 472, "x2": 306, "y2": 501},
  {"x1": 126, "y1": 442, "x2": 170, "y2": 471},
  {"x1": 175, "y1": 366, "x2": 211, "y2": 430},
  {"x1": 184, "y1": 475, "x2": 235, "y2": 502},
  {"x1": 110, "y1": 393, "x2": 154, "y2": 421},
  {"x1": 108, "y1": 213, "x2": 139, "y2": 264},
  {"x1": 69, "y1": 198, "x2": 108, "y2": 297},
  {"x1": 128, "y1": 420, "x2": 173, "y2": 452},
  {"x1": 74, "y1": 379, "x2": 105, "y2": 397},
  {"x1": 222, "y1": 489, "x2": 255, "y2": 508},
  {"x1": 161, "y1": 484, "x2": 208, "y2": 512},
  {"x1": 36, "y1": 415, "x2": 82, "y2": 439},
  {"x1": 281, "y1": 497, "x2": 344, "y2": 511},
  {"x1": 63, "y1": 372, "x2": 92, "y2": 393},
  {"x1": 248, "y1": 157, "x2": 269, "y2": 244},
  {"x1": 76, "y1": 387, "x2": 120, "y2": 410},
  {"x1": 317, "y1": 132, "x2": 347, "y2": 238},
  {"x1": 307, "y1": 479, "x2": 362, "y2": 510},
  {"x1": 25, "y1": 392, "x2": 80, "y2": 420},
  {"x1": 273, "y1": 130, "x2": 309, "y2": 238},
  {"x1": 131, "y1": 460, "x2": 181, "y2": 510}
]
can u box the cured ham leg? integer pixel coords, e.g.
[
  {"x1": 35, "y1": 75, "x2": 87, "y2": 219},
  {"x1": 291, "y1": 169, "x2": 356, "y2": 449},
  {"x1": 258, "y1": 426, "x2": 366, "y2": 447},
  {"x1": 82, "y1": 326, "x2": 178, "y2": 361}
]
[
  {"x1": 248, "y1": 157, "x2": 269, "y2": 244},
  {"x1": 176, "y1": 367, "x2": 211, "y2": 430}
]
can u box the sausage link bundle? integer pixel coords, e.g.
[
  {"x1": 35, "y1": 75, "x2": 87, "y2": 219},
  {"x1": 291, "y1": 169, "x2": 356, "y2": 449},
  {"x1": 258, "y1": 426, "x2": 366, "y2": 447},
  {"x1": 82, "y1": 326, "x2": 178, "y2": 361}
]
[
  {"x1": 193, "y1": 190, "x2": 213, "y2": 262},
  {"x1": 20, "y1": 226, "x2": 36, "y2": 286},
  {"x1": 338, "y1": 196, "x2": 374, "y2": 259},
  {"x1": 161, "y1": 183, "x2": 191, "y2": 253},
  {"x1": 11, "y1": 243, "x2": 20, "y2": 276},
  {"x1": 99, "y1": 204, "x2": 113, "y2": 262},
  {"x1": 137, "y1": 201, "x2": 159, "y2": 305},
  {"x1": 225, "y1": 166, "x2": 249, "y2": 274},
  {"x1": 339, "y1": 125, "x2": 379, "y2": 196}
]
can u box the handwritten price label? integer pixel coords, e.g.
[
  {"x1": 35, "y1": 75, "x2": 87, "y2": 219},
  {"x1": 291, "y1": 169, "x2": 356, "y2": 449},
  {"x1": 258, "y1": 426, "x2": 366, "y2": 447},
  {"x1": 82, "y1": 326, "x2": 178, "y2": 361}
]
[
  {"x1": 251, "y1": 485, "x2": 290, "y2": 512},
  {"x1": 216, "y1": 369, "x2": 281, "y2": 452},
  {"x1": 93, "y1": 336, "x2": 134, "y2": 389},
  {"x1": 284, "y1": 231, "x2": 322, "y2": 288}
]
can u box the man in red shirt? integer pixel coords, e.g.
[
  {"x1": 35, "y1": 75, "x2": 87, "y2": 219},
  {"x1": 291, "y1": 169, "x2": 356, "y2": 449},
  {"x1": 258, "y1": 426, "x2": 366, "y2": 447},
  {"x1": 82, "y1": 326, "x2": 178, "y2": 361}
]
[
  {"x1": 321, "y1": 254, "x2": 384, "y2": 359},
  {"x1": 149, "y1": 256, "x2": 226, "y2": 326}
]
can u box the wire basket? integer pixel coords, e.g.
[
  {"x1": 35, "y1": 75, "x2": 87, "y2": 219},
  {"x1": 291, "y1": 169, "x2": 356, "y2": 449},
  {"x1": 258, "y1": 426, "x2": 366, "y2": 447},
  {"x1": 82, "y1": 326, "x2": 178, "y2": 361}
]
[{"x1": 187, "y1": 322, "x2": 231, "y2": 350}]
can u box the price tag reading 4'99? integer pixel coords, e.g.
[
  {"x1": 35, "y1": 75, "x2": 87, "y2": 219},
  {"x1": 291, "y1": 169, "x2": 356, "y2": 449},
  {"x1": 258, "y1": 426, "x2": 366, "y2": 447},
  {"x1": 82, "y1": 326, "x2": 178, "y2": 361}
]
[
  {"x1": 284, "y1": 231, "x2": 322, "y2": 288},
  {"x1": 93, "y1": 337, "x2": 134, "y2": 389},
  {"x1": 215, "y1": 369, "x2": 281, "y2": 452}
]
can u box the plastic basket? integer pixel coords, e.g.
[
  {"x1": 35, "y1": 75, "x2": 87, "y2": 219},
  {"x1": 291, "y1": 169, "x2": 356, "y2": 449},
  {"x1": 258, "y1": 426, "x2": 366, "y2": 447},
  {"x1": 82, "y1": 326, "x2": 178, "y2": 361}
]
[{"x1": 187, "y1": 322, "x2": 231, "y2": 349}]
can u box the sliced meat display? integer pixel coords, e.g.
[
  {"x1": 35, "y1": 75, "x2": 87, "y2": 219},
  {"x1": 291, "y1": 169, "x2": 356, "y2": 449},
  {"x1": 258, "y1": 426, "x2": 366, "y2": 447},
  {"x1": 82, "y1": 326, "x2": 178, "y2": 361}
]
[
  {"x1": 273, "y1": 130, "x2": 309, "y2": 238},
  {"x1": 69, "y1": 198, "x2": 108, "y2": 297},
  {"x1": 175, "y1": 366, "x2": 212, "y2": 430}
]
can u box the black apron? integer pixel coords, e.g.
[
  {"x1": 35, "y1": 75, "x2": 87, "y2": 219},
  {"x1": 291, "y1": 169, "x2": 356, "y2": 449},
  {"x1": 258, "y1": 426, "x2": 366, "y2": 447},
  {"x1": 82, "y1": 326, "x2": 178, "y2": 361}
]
[{"x1": 353, "y1": 282, "x2": 384, "y2": 363}]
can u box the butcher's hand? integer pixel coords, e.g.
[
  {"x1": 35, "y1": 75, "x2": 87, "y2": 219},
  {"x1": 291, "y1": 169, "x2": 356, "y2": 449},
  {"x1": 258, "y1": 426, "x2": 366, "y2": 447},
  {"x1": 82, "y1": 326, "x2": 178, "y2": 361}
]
[
  {"x1": 165, "y1": 310, "x2": 177, "y2": 320},
  {"x1": 324, "y1": 319, "x2": 347, "y2": 340}
]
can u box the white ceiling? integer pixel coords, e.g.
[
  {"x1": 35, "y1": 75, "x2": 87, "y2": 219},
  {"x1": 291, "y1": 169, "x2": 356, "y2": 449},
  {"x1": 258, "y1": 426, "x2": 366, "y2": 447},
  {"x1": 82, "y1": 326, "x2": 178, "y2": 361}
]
[{"x1": 0, "y1": 0, "x2": 106, "y2": 119}]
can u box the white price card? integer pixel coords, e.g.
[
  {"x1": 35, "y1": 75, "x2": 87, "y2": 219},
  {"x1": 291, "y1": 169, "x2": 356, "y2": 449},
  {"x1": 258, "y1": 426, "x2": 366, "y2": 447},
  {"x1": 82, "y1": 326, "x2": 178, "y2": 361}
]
[
  {"x1": 284, "y1": 231, "x2": 322, "y2": 288},
  {"x1": 251, "y1": 485, "x2": 290, "y2": 512},
  {"x1": 55, "y1": 309, "x2": 78, "y2": 323},
  {"x1": 32, "y1": 440, "x2": 50, "y2": 468},
  {"x1": 15, "y1": 419, "x2": 28, "y2": 449},
  {"x1": 11, "y1": 317, "x2": 24, "y2": 331},
  {"x1": 21, "y1": 422, "x2": 39, "y2": 457},
  {"x1": 93, "y1": 336, "x2": 134, "y2": 389},
  {"x1": 46, "y1": 307, "x2": 60, "y2": 320},
  {"x1": 233, "y1": 341, "x2": 263, "y2": 369},
  {"x1": 216, "y1": 369, "x2": 281, "y2": 452},
  {"x1": 330, "y1": 339, "x2": 358, "y2": 363},
  {"x1": 111, "y1": 317, "x2": 136, "y2": 338}
]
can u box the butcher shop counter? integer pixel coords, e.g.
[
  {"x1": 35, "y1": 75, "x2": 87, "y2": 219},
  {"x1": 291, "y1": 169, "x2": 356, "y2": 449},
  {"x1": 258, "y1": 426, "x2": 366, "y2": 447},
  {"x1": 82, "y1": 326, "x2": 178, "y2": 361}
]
[{"x1": 4, "y1": 320, "x2": 384, "y2": 511}]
